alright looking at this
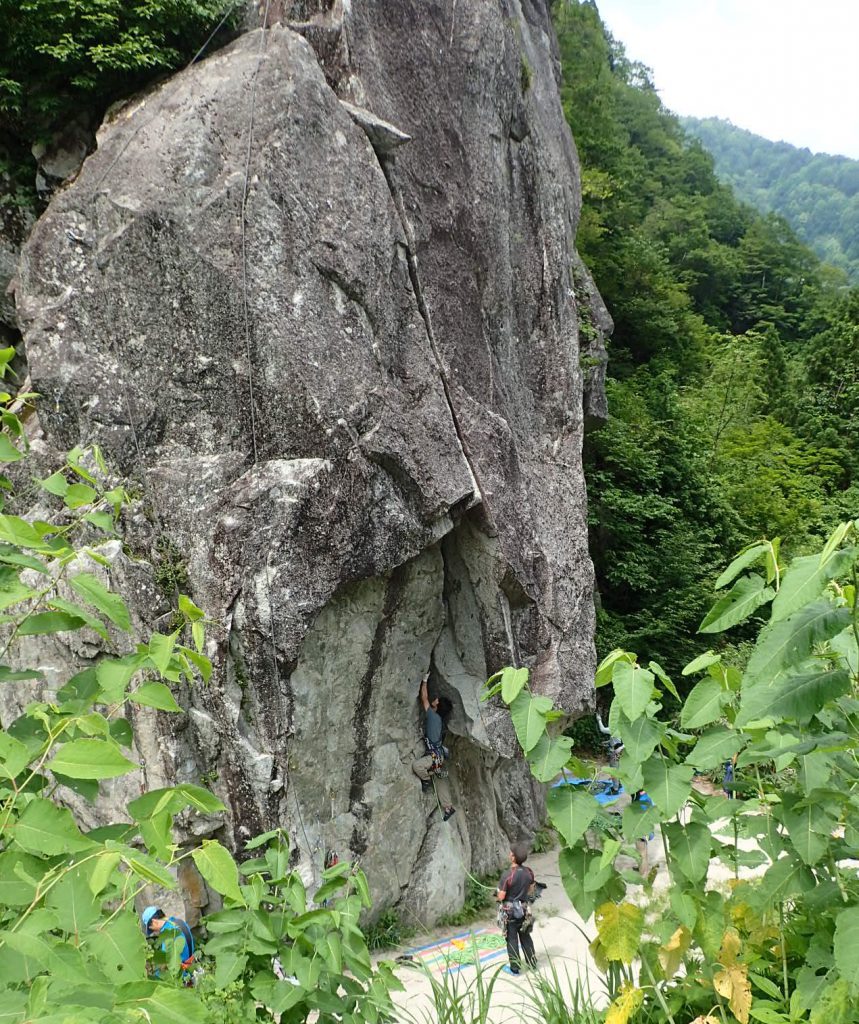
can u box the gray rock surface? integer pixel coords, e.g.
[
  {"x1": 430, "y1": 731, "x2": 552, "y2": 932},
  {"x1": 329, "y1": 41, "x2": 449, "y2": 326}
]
[{"x1": 12, "y1": 0, "x2": 608, "y2": 921}]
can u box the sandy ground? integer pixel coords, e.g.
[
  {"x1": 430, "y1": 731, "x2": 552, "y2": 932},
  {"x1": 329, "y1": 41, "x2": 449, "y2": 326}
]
[
  {"x1": 379, "y1": 845, "x2": 614, "y2": 1023},
  {"x1": 380, "y1": 781, "x2": 757, "y2": 1023}
]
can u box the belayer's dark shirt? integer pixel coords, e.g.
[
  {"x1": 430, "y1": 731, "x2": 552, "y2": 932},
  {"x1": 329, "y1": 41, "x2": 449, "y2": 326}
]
[{"x1": 498, "y1": 866, "x2": 532, "y2": 902}]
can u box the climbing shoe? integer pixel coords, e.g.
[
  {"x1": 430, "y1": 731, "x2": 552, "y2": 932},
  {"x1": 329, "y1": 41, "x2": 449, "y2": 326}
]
[
  {"x1": 443, "y1": 806, "x2": 456, "y2": 822},
  {"x1": 421, "y1": 779, "x2": 432, "y2": 793}
]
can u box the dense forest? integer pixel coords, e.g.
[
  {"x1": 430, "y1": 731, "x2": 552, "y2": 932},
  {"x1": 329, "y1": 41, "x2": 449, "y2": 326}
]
[
  {"x1": 683, "y1": 115, "x2": 859, "y2": 283},
  {"x1": 555, "y1": 0, "x2": 858, "y2": 672}
]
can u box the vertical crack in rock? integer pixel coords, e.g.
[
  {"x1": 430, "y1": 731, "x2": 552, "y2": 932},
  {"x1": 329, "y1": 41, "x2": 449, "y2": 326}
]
[
  {"x1": 376, "y1": 155, "x2": 486, "y2": 518},
  {"x1": 348, "y1": 563, "x2": 408, "y2": 856}
]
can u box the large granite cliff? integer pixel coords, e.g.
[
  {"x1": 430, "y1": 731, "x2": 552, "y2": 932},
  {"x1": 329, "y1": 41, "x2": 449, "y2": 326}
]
[{"x1": 11, "y1": 0, "x2": 609, "y2": 921}]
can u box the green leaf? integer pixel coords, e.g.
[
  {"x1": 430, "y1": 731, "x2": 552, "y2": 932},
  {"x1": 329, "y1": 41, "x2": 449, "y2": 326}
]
[
  {"x1": 779, "y1": 793, "x2": 834, "y2": 866},
  {"x1": 699, "y1": 573, "x2": 775, "y2": 633},
  {"x1": 546, "y1": 786, "x2": 597, "y2": 847},
  {"x1": 13, "y1": 797, "x2": 93, "y2": 854},
  {"x1": 0, "y1": 434, "x2": 23, "y2": 463},
  {"x1": 622, "y1": 800, "x2": 661, "y2": 841},
  {"x1": 685, "y1": 727, "x2": 743, "y2": 770},
  {"x1": 0, "y1": 732, "x2": 31, "y2": 779},
  {"x1": 663, "y1": 821, "x2": 711, "y2": 882},
  {"x1": 641, "y1": 759, "x2": 693, "y2": 817},
  {"x1": 214, "y1": 951, "x2": 247, "y2": 988},
  {"x1": 527, "y1": 734, "x2": 574, "y2": 782},
  {"x1": 116, "y1": 981, "x2": 208, "y2": 1022},
  {"x1": 192, "y1": 840, "x2": 245, "y2": 904},
  {"x1": 148, "y1": 631, "x2": 178, "y2": 674},
  {"x1": 715, "y1": 542, "x2": 770, "y2": 590},
  {"x1": 0, "y1": 567, "x2": 38, "y2": 610},
  {"x1": 680, "y1": 676, "x2": 724, "y2": 729},
  {"x1": 509, "y1": 691, "x2": 552, "y2": 753},
  {"x1": 63, "y1": 483, "x2": 97, "y2": 508},
  {"x1": 771, "y1": 549, "x2": 856, "y2": 623},
  {"x1": 69, "y1": 572, "x2": 130, "y2": 631},
  {"x1": 617, "y1": 713, "x2": 663, "y2": 763},
  {"x1": 46, "y1": 869, "x2": 101, "y2": 934},
  {"x1": 819, "y1": 522, "x2": 852, "y2": 567},
  {"x1": 755, "y1": 855, "x2": 815, "y2": 906},
  {"x1": 40, "y1": 471, "x2": 69, "y2": 496},
  {"x1": 0, "y1": 851, "x2": 42, "y2": 905},
  {"x1": 48, "y1": 738, "x2": 136, "y2": 779},
  {"x1": 743, "y1": 600, "x2": 852, "y2": 689},
  {"x1": 833, "y1": 907, "x2": 859, "y2": 990},
  {"x1": 123, "y1": 851, "x2": 176, "y2": 889},
  {"x1": 130, "y1": 682, "x2": 181, "y2": 712},
  {"x1": 682, "y1": 650, "x2": 720, "y2": 676},
  {"x1": 96, "y1": 655, "x2": 146, "y2": 703},
  {"x1": 612, "y1": 661, "x2": 654, "y2": 721},
  {"x1": 594, "y1": 901, "x2": 644, "y2": 963},
  {"x1": 595, "y1": 649, "x2": 635, "y2": 688},
  {"x1": 648, "y1": 660, "x2": 679, "y2": 700},
  {"x1": 0, "y1": 547, "x2": 50, "y2": 575},
  {"x1": 0, "y1": 515, "x2": 51, "y2": 550},
  {"x1": 0, "y1": 665, "x2": 43, "y2": 682},
  {"x1": 500, "y1": 666, "x2": 529, "y2": 704},
  {"x1": 18, "y1": 610, "x2": 86, "y2": 635}
]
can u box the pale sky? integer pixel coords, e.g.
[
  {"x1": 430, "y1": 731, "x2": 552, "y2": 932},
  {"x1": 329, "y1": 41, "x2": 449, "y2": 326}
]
[{"x1": 594, "y1": 0, "x2": 859, "y2": 159}]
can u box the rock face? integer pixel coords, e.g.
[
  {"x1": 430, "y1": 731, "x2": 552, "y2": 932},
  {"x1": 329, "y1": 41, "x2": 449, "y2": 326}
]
[{"x1": 14, "y1": 0, "x2": 608, "y2": 920}]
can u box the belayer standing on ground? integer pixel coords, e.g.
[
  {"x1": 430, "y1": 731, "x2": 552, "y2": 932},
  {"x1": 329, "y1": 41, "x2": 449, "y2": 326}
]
[
  {"x1": 496, "y1": 842, "x2": 538, "y2": 975},
  {"x1": 411, "y1": 672, "x2": 456, "y2": 822},
  {"x1": 142, "y1": 906, "x2": 195, "y2": 975}
]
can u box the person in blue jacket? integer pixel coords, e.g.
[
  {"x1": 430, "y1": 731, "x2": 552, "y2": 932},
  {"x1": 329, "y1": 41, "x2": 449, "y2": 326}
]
[{"x1": 141, "y1": 906, "x2": 195, "y2": 968}]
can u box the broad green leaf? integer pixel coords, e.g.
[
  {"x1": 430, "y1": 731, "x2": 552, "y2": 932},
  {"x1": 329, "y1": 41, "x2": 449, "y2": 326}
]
[
  {"x1": 48, "y1": 596, "x2": 108, "y2": 640},
  {"x1": 0, "y1": 515, "x2": 52, "y2": 550},
  {"x1": 83, "y1": 511, "x2": 115, "y2": 532},
  {"x1": 779, "y1": 794, "x2": 834, "y2": 866},
  {"x1": 500, "y1": 666, "x2": 529, "y2": 704},
  {"x1": 663, "y1": 821, "x2": 711, "y2": 882},
  {"x1": 612, "y1": 661, "x2": 654, "y2": 721},
  {"x1": 0, "y1": 732, "x2": 30, "y2": 779},
  {"x1": 88, "y1": 851, "x2": 122, "y2": 895},
  {"x1": 40, "y1": 471, "x2": 69, "y2": 496},
  {"x1": 743, "y1": 600, "x2": 851, "y2": 689},
  {"x1": 69, "y1": 572, "x2": 131, "y2": 630},
  {"x1": 595, "y1": 649, "x2": 635, "y2": 688},
  {"x1": 63, "y1": 483, "x2": 97, "y2": 508},
  {"x1": 18, "y1": 610, "x2": 86, "y2": 635},
  {"x1": 527, "y1": 734, "x2": 574, "y2": 782},
  {"x1": 622, "y1": 800, "x2": 661, "y2": 841},
  {"x1": 214, "y1": 951, "x2": 247, "y2": 988},
  {"x1": 13, "y1": 798, "x2": 93, "y2": 855},
  {"x1": 715, "y1": 542, "x2": 769, "y2": 590},
  {"x1": 509, "y1": 691, "x2": 552, "y2": 753},
  {"x1": 833, "y1": 907, "x2": 859, "y2": 991},
  {"x1": 192, "y1": 840, "x2": 244, "y2": 904},
  {"x1": 755, "y1": 855, "x2": 815, "y2": 906},
  {"x1": 764, "y1": 667, "x2": 849, "y2": 725},
  {"x1": 148, "y1": 631, "x2": 178, "y2": 674},
  {"x1": 819, "y1": 522, "x2": 852, "y2": 567},
  {"x1": 116, "y1": 980, "x2": 207, "y2": 1022},
  {"x1": 130, "y1": 681, "x2": 181, "y2": 712},
  {"x1": 648, "y1": 660, "x2": 679, "y2": 700},
  {"x1": 175, "y1": 783, "x2": 226, "y2": 814},
  {"x1": 0, "y1": 851, "x2": 41, "y2": 905},
  {"x1": 771, "y1": 549, "x2": 855, "y2": 623},
  {"x1": 641, "y1": 759, "x2": 693, "y2": 817},
  {"x1": 685, "y1": 728, "x2": 743, "y2": 770},
  {"x1": 680, "y1": 677, "x2": 724, "y2": 729},
  {"x1": 699, "y1": 574, "x2": 774, "y2": 633},
  {"x1": 46, "y1": 870, "x2": 101, "y2": 934},
  {"x1": 0, "y1": 567, "x2": 37, "y2": 610},
  {"x1": 559, "y1": 846, "x2": 621, "y2": 921},
  {"x1": 184, "y1": 647, "x2": 212, "y2": 682},
  {"x1": 595, "y1": 902, "x2": 643, "y2": 963},
  {"x1": 0, "y1": 665, "x2": 43, "y2": 682},
  {"x1": 0, "y1": 434, "x2": 23, "y2": 462},
  {"x1": 96, "y1": 655, "x2": 146, "y2": 703},
  {"x1": 49, "y1": 738, "x2": 136, "y2": 779},
  {"x1": 617, "y1": 713, "x2": 663, "y2": 763},
  {"x1": 682, "y1": 650, "x2": 720, "y2": 676},
  {"x1": 0, "y1": 547, "x2": 50, "y2": 574},
  {"x1": 670, "y1": 888, "x2": 697, "y2": 929},
  {"x1": 546, "y1": 786, "x2": 596, "y2": 847}
]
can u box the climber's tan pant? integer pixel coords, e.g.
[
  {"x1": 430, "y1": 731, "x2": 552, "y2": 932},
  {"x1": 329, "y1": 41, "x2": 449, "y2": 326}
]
[{"x1": 411, "y1": 742, "x2": 452, "y2": 807}]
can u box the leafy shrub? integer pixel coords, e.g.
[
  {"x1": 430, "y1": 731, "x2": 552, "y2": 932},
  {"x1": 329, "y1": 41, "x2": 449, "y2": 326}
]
[
  {"x1": 365, "y1": 908, "x2": 415, "y2": 951},
  {"x1": 437, "y1": 874, "x2": 498, "y2": 929},
  {"x1": 490, "y1": 519, "x2": 859, "y2": 1023}
]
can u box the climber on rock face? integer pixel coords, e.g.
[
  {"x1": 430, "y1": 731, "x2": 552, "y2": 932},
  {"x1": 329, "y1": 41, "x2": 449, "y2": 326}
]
[{"x1": 411, "y1": 673, "x2": 456, "y2": 822}]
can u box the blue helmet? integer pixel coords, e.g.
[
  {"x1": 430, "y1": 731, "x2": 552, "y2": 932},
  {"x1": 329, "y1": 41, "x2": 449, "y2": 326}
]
[{"x1": 141, "y1": 906, "x2": 163, "y2": 934}]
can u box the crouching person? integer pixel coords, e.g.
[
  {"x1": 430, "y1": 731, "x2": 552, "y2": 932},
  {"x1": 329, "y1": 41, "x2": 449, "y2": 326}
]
[
  {"x1": 497, "y1": 843, "x2": 538, "y2": 975},
  {"x1": 411, "y1": 673, "x2": 455, "y2": 822}
]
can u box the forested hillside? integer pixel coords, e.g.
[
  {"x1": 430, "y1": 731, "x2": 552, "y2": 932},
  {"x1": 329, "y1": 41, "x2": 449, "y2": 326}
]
[
  {"x1": 555, "y1": 0, "x2": 858, "y2": 671},
  {"x1": 682, "y1": 115, "x2": 859, "y2": 283}
]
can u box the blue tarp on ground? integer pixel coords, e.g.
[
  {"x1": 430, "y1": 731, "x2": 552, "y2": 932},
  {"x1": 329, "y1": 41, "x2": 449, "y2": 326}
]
[{"x1": 551, "y1": 776, "x2": 624, "y2": 805}]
